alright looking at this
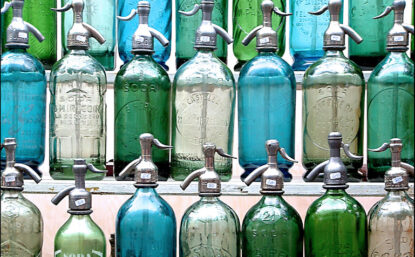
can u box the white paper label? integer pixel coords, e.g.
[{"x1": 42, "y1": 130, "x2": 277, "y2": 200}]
[
  {"x1": 200, "y1": 36, "x2": 210, "y2": 42},
  {"x1": 18, "y1": 32, "x2": 27, "y2": 39},
  {"x1": 140, "y1": 173, "x2": 151, "y2": 179},
  {"x1": 394, "y1": 35, "x2": 404, "y2": 42},
  {"x1": 76, "y1": 35, "x2": 86, "y2": 42},
  {"x1": 392, "y1": 176, "x2": 403, "y2": 184},
  {"x1": 207, "y1": 183, "x2": 217, "y2": 189},
  {"x1": 74, "y1": 199, "x2": 86, "y2": 207},
  {"x1": 330, "y1": 172, "x2": 341, "y2": 179},
  {"x1": 137, "y1": 36, "x2": 144, "y2": 42},
  {"x1": 265, "y1": 179, "x2": 277, "y2": 186},
  {"x1": 259, "y1": 37, "x2": 270, "y2": 44},
  {"x1": 5, "y1": 176, "x2": 15, "y2": 182},
  {"x1": 331, "y1": 35, "x2": 341, "y2": 41}
]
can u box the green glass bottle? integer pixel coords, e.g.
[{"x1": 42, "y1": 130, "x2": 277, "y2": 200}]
[
  {"x1": 2, "y1": 0, "x2": 57, "y2": 68},
  {"x1": 242, "y1": 140, "x2": 303, "y2": 256},
  {"x1": 52, "y1": 159, "x2": 107, "y2": 257},
  {"x1": 114, "y1": 2, "x2": 171, "y2": 181},
  {"x1": 233, "y1": 0, "x2": 286, "y2": 71},
  {"x1": 304, "y1": 132, "x2": 367, "y2": 257}
]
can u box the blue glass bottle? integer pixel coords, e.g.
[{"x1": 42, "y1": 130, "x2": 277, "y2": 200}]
[
  {"x1": 116, "y1": 134, "x2": 176, "y2": 257},
  {"x1": 1, "y1": 0, "x2": 46, "y2": 175},
  {"x1": 238, "y1": 0, "x2": 295, "y2": 181},
  {"x1": 118, "y1": 0, "x2": 171, "y2": 70}
]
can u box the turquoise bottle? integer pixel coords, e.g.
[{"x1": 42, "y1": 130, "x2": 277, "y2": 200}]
[
  {"x1": 304, "y1": 132, "x2": 367, "y2": 257},
  {"x1": 116, "y1": 134, "x2": 176, "y2": 257},
  {"x1": 238, "y1": 0, "x2": 294, "y2": 181},
  {"x1": 367, "y1": 0, "x2": 414, "y2": 181},
  {"x1": 242, "y1": 140, "x2": 303, "y2": 256},
  {"x1": 180, "y1": 143, "x2": 240, "y2": 256}
]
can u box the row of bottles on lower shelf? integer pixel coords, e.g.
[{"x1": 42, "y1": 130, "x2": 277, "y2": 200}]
[{"x1": 1, "y1": 132, "x2": 414, "y2": 256}]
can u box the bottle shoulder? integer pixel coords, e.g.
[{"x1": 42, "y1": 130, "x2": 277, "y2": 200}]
[
  {"x1": 239, "y1": 54, "x2": 295, "y2": 80},
  {"x1": 369, "y1": 55, "x2": 414, "y2": 83},
  {"x1": 51, "y1": 53, "x2": 107, "y2": 79},
  {"x1": 183, "y1": 198, "x2": 240, "y2": 223},
  {"x1": 1, "y1": 193, "x2": 42, "y2": 217},
  {"x1": 1, "y1": 51, "x2": 46, "y2": 75},
  {"x1": 369, "y1": 194, "x2": 414, "y2": 219},
  {"x1": 57, "y1": 215, "x2": 104, "y2": 237}
]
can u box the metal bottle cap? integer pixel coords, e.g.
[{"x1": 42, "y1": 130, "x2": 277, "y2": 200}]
[
  {"x1": 117, "y1": 1, "x2": 169, "y2": 54},
  {"x1": 310, "y1": 0, "x2": 363, "y2": 50},
  {"x1": 1, "y1": 0, "x2": 45, "y2": 49},
  {"x1": 244, "y1": 140, "x2": 297, "y2": 194},
  {"x1": 118, "y1": 133, "x2": 172, "y2": 187},
  {"x1": 0, "y1": 138, "x2": 41, "y2": 190},
  {"x1": 374, "y1": 0, "x2": 414, "y2": 51},
  {"x1": 242, "y1": 0, "x2": 291, "y2": 52},
  {"x1": 369, "y1": 138, "x2": 414, "y2": 191},
  {"x1": 304, "y1": 132, "x2": 363, "y2": 189},
  {"x1": 52, "y1": 0, "x2": 105, "y2": 50},
  {"x1": 179, "y1": 0, "x2": 233, "y2": 50},
  {"x1": 51, "y1": 159, "x2": 106, "y2": 215},
  {"x1": 181, "y1": 143, "x2": 235, "y2": 196}
]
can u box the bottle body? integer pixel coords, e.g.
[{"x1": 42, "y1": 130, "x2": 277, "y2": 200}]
[
  {"x1": 367, "y1": 52, "x2": 414, "y2": 180},
  {"x1": 1, "y1": 49, "x2": 46, "y2": 175},
  {"x1": 348, "y1": 0, "x2": 393, "y2": 69},
  {"x1": 233, "y1": 0, "x2": 285, "y2": 70},
  {"x1": 54, "y1": 214, "x2": 106, "y2": 257},
  {"x1": 304, "y1": 189, "x2": 367, "y2": 257},
  {"x1": 302, "y1": 51, "x2": 364, "y2": 180},
  {"x1": 62, "y1": 0, "x2": 116, "y2": 70},
  {"x1": 114, "y1": 55, "x2": 171, "y2": 180},
  {"x1": 238, "y1": 52, "x2": 295, "y2": 180},
  {"x1": 171, "y1": 51, "x2": 235, "y2": 181},
  {"x1": 242, "y1": 195, "x2": 303, "y2": 257},
  {"x1": 49, "y1": 50, "x2": 107, "y2": 180},
  {"x1": 1, "y1": 190, "x2": 43, "y2": 256},
  {"x1": 180, "y1": 197, "x2": 240, "y2": 257},
  {"x1": 2, "y1": 0, "x2": 57, "y2": 68},
  {"x1": 118, "y1": 0, "x2": 172, "y2": 69},
  {"x1": 176, "y1": 0, "x2": 227, "y2": 68},
  {"x1": 116, "y1": 187, "x2": 176, "y2": 257}
]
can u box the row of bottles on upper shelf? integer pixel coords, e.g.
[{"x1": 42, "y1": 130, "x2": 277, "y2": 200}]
[
  {"x1": 1, "y1": 133, "x2": 414, "y2": 256},
  {"x1": 1, "y1": 0, "x2": 414, "y2": 71},
  {"x1": 1, "y1": 0, "x2": 414, "y2": 183}
]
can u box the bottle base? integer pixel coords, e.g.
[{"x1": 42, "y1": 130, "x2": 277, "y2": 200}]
[
  {"x1": 349, "y1": 55, "x2": 386, "y2": 70},
  {"x1": 240, "y1": 164, "x2": 293, "y2": 182},
  {"x1": 292, "y1": 56, "x2": 322, "y2": 71},
  {"x1": 91, "y1": 52, "x2": 115, "y2": 71},
  {"x1": 50, "y1": 159, "x2": 106, "y2": 180},
  {"x1": 113, "y1": 160, "x2": 170, "y2": 181},
  {"x1": 171, "y1": 159, "x2": 231, "y2": 182},
  {"x1": 176, "y1": 57, "x2": 227, "y2": 69},
  {"x1": 1, "y1": 159, "x2": 42, "y2": 178}
]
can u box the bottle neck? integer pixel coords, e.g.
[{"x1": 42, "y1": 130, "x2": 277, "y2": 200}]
[
  {"x1": 324, "y1": 49, "x2": 345, "y2": 58},
  {"x1": 325, "y1": 188, "x2": 347, "y2": 196},
  {"x1": 68, "y1": 49, "x2": 88, "y2": 56},
  {"x1": 7, "y1": 48, "x2": 26, "y2": 53},
  {"x1": 261, "y1": 194, "x2": 284, "y2": 205},
  {"x1": 1, "y1": 190, "x2": 23, "y2": 199},
  {"x1": 133, "y1": 187, "x2": 158, "y2": 197},
  {"x1": 258, "y1": 50, "x2": 277, "y2": 55},
  {"x1": 385, "y1": 190, "x2": 408, "y2": 198},
  {"x1": 200, "y1": 196, "x2": 219, "y2": 203}
]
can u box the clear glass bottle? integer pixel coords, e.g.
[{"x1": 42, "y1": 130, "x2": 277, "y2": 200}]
[
  {"x1": 368, "y1": 138, "x2": 414, "y2": 256},
  {"x1": 52, "y1": 159, "x2": 107, "y2": 257},
  {"x1": 302, "y1": 0, "x2": 365, "y2": 181},
  {"x1": 1, "y1": 0, "x2": 46, "y2": 176},
  {"x1": 242, "y1": 140, "x2": 303, "y2": 256},
  {"x1": 172, "y1": 0, "x2": 235, "y2": 181},
  {"x1": 116, "y1": 134, "x2": 176, "y2": 257},
  {"x1": 1, "y1": 138, "x2": 43, "y2": 256},
  {"x1": 114, "y1": 2, "x2": 171, "y2": 181},
  {"x1": 304, "y1": 132, "x2": 367, "y2": 257},
  {"x1": 176, "y1": 0, "x2": 227, "y2": 68},
  {"x1": 238, "y1": 0, "x2": 294, "y2": 181},
  {"x1": 49, "y1": 0, "x2": 107, "y2": 180},
  {"x1": 180, "y1": 143, "x2": 240, "y2": 256},
  {"x1": 118, "y1": 0, "x2": 171, "y2": 69},
  {"x1": 367, "y1": 0, "x2": 414, "y2": 181},
  {"x1": 62, "y1": 0, "x2": 116, "y2": 70},
  {"x1": 233, "y1": 0, "x2": 286, "y2": 71}
]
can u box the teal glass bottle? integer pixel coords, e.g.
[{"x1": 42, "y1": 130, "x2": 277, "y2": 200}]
[
  {"x1": 52, "y1": 160, "x2": 107, "y2": 257},
  {"x1": 114, "y1": 2, "x2": 171, "y2": 181},
  {"x1": 62, "y1": 0, "x2": 116, "y2": 70},
  {"x1": 367, "y1": 0, "x2": 414, "y2": 181},
  {"x1": 242, "y1": 140, "x2": 303, "y2": 256},
  {"x1": 116, "y1": 134, "x2": 176, "y2": 257},
  {"x1": 233, "y1": 0, "x2": 286, "y2": 71},
  {"x1": 302, "y1": 0, "x2": 365, "y2": 181},
  {"x1": 172, "y1": 0, "x2": 235, "y2": 181},
  {"x1": 180, "y1": 143, "x2": 240, "y2": 256},
  {"x1": 238, "y1": 0, "x2": 294, "y2": 181},
  {"x1": 49, "y1": 0, "x2": 107, "y2": 180},
  {"x1": 304, "y1": 132, "x2": 367, "y2": 257}
]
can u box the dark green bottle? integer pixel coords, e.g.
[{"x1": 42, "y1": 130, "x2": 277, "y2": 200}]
[
  {"x1": 304, "y1": 132, "x2": 367, "y2": 257},
  {"x1": 242, "y1": 140, "x2": 302, "y2": 257}
]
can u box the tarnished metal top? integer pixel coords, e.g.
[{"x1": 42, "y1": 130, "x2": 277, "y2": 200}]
[
  {"x1": 242, "y1": 0, "x2": 291, "y2": 51},
  {"x1": 179, "y1": 0, "x2": 233, "y2": 50},
  {"x1": 51, "y1": 159, "x2": 106, "y2": 214},
  {"x1": 1, "y1": 138, "x2": 41, "y2": 190},
  {"x1": 244, "y1": 140, "x2": 297, "y2": 194},
  {"x1": 369, "y1": 138, "x2": 414, "y2": 191},
  {"x1": 118, "y1": 133, "x2": 172, "y2": 187},
  {"x1": 1, "y1": 0, "x2": 44, "y2": 49},
  {"x1": 181, "y1": 143, "x2": 235, "y2": 196},
  {"x1": 117, "y1": 1, "x2": 169, "y2": 54},
  {"x1": 374, "y1": 0, "x2": 414, "y2": 51},
  {"x1": 310, "y1": 0, "x2": 363, "y2": 50},
  {"x1": 52, "y1": 0, "x2": 105, "y2": 49}
]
